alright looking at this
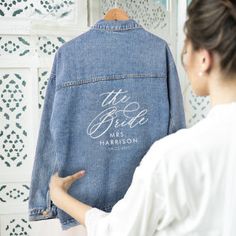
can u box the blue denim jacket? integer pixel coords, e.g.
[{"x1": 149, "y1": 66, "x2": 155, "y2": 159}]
[{"x1": 28, "y1": 18, "x2": 186, "y2": 230}]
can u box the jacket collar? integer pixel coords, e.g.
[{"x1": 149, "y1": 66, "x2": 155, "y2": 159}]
[{"x1": 91, "y1": 19, "x2": 143, "y2": 31}]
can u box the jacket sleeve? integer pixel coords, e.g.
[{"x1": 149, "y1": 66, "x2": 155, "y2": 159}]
[
  {"x1": 165, "y1": 44, "x2": 186, "y2": 134},
  {"x1": 28, "y1": 51, "x2": 59, "y2": 221}
]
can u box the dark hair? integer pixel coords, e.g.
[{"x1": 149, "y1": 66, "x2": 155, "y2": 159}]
[{"x1": 184, "y1": 0, "x2": 236, "y2": 75}]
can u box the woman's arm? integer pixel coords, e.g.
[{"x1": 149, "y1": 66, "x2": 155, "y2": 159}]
[{"x1": 49, "y1": 171, "x2": 92, "y2": 226}]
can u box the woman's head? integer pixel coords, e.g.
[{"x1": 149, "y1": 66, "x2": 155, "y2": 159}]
[{"x1": 182, "y1": 0, "x2": 236, "y2": 96}]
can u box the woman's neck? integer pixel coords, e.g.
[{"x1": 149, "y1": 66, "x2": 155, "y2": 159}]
[{"x1": 209, "y1": 74, "x2": 236, "y2": 107}]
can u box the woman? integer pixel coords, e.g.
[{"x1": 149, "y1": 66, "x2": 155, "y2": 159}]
[{"x1": 49, "y1": 0, "x2": 236, "y2": 235}]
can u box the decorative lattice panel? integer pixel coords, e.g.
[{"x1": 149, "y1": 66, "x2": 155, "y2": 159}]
[
  {"x1": 37, "y1": 36, "x2": 69, "y2": 56},
  {"x1": 0, "y1": 215, "x2": 32, "y2": 236},
  {"x1": 38, "y1": 68, "x2": 50, "y2": 109},
  {"x1": 0, "y1": 184, "x2": 29, "y2": 204},
  {"x1": 0, "y1": 36, "x2": 31, "y2": 56},
  {"x1": 0, "y1": 0, "x2": 75, "y2": 20},
  {"x1": 0, "y1": 70, "x2": 29, "y2": 169},
  {"x1": 184, "y1": 85, "x2": 211, "y2": 127},
  {"x1": 101, "y1": 0, "x2": 168, "y2": 30},
  {"x1": 0, "y1": 0, "x2": 87, "y2": 234}
]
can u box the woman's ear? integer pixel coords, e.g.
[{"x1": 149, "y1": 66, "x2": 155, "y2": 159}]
[{"x1": 199, "y1": 49, "x2": 212, "y2": 74}]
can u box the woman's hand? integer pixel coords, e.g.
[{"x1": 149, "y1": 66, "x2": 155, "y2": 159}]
[
  {"x1": 49, "y1": 170, "x2": 93, "y2": 225},
  {"x1": 49, "y1": 170, "x2": 86, "y2": 207}
]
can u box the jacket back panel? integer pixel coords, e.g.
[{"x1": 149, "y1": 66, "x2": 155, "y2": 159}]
[{"x1": 28, "y1": 19, "x2": 186, "y2": 230}]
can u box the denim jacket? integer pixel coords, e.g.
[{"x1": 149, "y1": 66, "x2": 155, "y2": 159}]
[{"x1": 28, "y1": 18, "x2": 186, "y2": 230}]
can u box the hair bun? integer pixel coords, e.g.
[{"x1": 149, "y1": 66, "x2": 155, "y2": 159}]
[{"x1": 222, "y1": 0, "x2": 236, "y2": 21}]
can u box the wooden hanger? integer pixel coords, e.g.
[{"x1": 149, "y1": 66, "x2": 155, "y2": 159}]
[{"x1": 104, "y1": 8, "x2": 129, "y2": 21}]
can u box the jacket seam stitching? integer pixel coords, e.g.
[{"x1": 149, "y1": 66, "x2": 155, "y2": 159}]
[
  {"x1": 169, "y1": 114, "x2": 176, "y2": 134},
  {"x1": 56, "y1": 74, "x2": 166, "y2": 91},
  {"x1": 49, "y1": 73, "x2": 56, "y2": 80},
  {"x1": 90, "y1": 26, "x2": 143, "y2": 32}
]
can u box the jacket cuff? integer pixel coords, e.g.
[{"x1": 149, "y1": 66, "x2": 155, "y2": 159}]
[{"x1": 28, "y1": 205, "x2": 58, "y2": 221}]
